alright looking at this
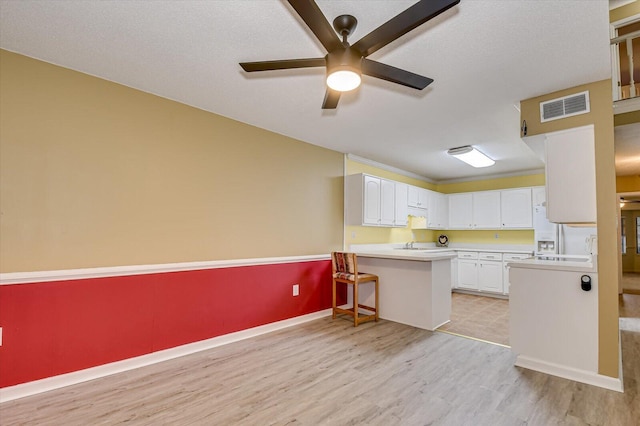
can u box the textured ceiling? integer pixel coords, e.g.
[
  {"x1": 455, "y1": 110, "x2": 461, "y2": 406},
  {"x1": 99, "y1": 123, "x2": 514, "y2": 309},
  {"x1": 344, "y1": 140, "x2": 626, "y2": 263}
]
[{"x1": 0, "y1": 0, "x2": 617, "y2": 181}]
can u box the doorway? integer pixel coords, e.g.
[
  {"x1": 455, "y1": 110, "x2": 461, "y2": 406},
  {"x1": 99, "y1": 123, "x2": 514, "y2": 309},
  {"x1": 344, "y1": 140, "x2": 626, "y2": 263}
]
[{"x1": 621, "y1": 197, "x2": 640, "y2": 294}]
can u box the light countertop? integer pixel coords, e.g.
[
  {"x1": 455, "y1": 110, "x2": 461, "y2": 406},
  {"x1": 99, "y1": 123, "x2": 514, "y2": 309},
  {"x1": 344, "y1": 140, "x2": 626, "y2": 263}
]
[
  {"x1": 354, "y1": 250, "x2": 458, "y2": 262},
  {"x1": 507, "y1": 255, "x2": 597, "y2": 273}
]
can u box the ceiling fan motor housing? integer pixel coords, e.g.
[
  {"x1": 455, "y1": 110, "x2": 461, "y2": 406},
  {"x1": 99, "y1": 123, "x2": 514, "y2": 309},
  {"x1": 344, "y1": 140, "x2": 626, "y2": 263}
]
[{"x1": 326, "y1": 47, "x2": 362, "y2": 77}]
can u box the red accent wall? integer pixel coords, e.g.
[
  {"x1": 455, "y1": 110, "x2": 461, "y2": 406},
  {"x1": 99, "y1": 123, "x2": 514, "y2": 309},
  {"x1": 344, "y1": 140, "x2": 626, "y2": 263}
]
[{"x1": 0, "y1": 260, "x2": 341, "y2": 388}]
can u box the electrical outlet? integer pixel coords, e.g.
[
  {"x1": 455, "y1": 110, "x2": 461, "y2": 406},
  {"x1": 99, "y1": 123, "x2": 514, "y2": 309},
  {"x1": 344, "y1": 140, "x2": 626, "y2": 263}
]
[
  {"x1": 494, "y1": 233, "x2": 499, "y2": 239},
  {"x1": 351, "y1": 231, "x2": 356, "y2": 239},
  {"x1": 293, "y1": 284, "x2": 299, "y2": 296}
]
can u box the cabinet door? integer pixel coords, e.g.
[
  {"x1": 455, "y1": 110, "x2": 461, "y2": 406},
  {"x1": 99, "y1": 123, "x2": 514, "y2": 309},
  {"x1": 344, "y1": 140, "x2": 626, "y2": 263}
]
[
  {"x1": 503, "y1": 262, "x2": 510, "y2": 295},
  {"x1": 473, "y1": 191, "x2": 501, "y2": 229},
  {"x1": 545, "y1": 125, "x2": 596, "y2": 223},
  {"x1": 363, "y1": 175, "x2": 381, "y2": 225},
  {"x1": 457, "y1": 260, "x2": 478, "y2": 290},
  {"x1": 380, "y1": 179, "x2": 396, "y2": 226},
  {"x1": 427, "y1": 191, "x2": 448, "y2": 229},
  {"x1": 449, "y1": 193, "x2": 473, "y2": 229},
  {"x1": 408, "y1": 185, "x2": 428, "y2": 208},
  {"x1": 503, "y1": 253, "x2": 531, "y2": 295},
  {"x1": 451, "y1": 257, "x2": 458, "y2": 289},
  {"x1": 501, "y1": 188, "x2": 532, "y2": 228},
  {"x1": 394, "y1": 182, "x2": 409, "y2": 227},
  {"x1": 478, "y1": 261, "x2": 503, "y2": 293}
]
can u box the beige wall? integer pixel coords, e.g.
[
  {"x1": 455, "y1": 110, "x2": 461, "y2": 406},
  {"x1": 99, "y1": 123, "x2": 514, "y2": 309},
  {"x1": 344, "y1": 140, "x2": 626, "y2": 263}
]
[
  {"x1": 0, "y1": 50, "x2": 344, "y2": 272},
  {"x1": 520, "y1": 80, "x2": 619, "y2": 378},
  {"x1": 610, "y1": 0, "x2": 640, "y2": 23}
]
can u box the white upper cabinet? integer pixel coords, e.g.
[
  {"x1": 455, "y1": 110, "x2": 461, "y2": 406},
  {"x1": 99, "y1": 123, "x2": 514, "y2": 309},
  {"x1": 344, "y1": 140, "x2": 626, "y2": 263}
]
[
  {"x1": 394, "y1": 182, "x2": 409, "y2": 227},
  {"x1": 408, "y1": 185, "x2": 429, "y2": 208},
  {"x1": 449, "y1": 193, "x2": 474, "y2": 229},
  {"x1": 500, "y1": 188, "x2": 532, "y2": 229},
  {"x1": 380, "y1": 178, "x2": 396, "y2": 226},
  {"x1": 473, "y1": 191, "x2": 501, "y2": 229},
  {"x1": 544, "y1": 125, "x2": 596, "y2": 224},
  {"x1": 346, "y1": 174, "x2": 408, "y2": 227},
  {"x1": 426, "y1": 190, "x2": 449, "y2": 229}
]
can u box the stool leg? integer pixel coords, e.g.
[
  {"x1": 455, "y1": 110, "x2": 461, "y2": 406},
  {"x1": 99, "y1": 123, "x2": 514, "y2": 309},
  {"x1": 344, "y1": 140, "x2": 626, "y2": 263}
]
[
  {"x1": 353, "y1": 281, "x2": 358, "y2": 327},
  {"x1": 332, "y1": 279, "x2": 337, "y2": 319},
  {"x1": 375, "y1": 277, "x2": 379, "y2": 322}
]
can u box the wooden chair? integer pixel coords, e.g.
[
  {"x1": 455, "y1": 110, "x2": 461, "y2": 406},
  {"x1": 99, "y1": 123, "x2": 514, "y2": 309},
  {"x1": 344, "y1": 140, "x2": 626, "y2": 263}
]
[{"x1": 331, "y1": 252, "x2": 379, "y2": 327}]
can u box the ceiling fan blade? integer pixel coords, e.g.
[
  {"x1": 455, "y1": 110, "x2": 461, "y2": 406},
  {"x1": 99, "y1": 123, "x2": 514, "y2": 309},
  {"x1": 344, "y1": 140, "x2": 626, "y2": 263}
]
[
  {"x1": 362, "y1": 59, "x2": 433, "y2": 90},
  {"x1": 322, "y1": 88, "x2": 341, "y2": 109},
  {"x1": 287, "y1": 0, "x2": 342, "y2": 53},
  {"x1": 240, "y1": 58, "x2": 325, "y2": 72},
  {"x1": 352, "y1": 0, "x2": 460, "y2": 57}
]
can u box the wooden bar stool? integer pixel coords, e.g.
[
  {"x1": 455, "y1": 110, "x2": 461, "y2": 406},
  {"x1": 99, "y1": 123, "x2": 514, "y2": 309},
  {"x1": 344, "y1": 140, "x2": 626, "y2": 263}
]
[{"x1": 331, "y1": 252, "x2": 379, "y2": 327}]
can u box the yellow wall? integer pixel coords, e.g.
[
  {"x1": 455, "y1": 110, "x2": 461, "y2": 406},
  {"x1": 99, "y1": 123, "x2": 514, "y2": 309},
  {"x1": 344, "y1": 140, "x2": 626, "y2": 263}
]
[
  {"x1": 345, "y1": 157, "x2": 542, "y2": 247},
  {"x1": 617, "y1": 175, "x2": 640, "y2": 192},
  {"x1": 520, "y1": 79, "x2": 619, "y2": 378},
  {"x1": 0, "y1": 50, "x2": 344, "y2": 272},
  {"x1": 436, "y1": 174, "x2": 545, "y2": 193}
]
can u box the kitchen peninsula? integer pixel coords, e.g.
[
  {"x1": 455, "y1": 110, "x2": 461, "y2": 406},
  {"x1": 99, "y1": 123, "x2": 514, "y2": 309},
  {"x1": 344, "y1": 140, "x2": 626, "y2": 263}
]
[{"x1": 350, "y1": 249, "x2": 457, "y2": 331}]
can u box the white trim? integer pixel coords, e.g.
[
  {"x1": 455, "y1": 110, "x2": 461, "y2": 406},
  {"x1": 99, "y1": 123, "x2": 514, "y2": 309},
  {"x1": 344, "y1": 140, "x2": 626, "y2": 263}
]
[
  {"x1": 346, "y1": 154, "x2": 435, "y2": 183},
  {"x1": 614, "y1": 96, "x2": 640, "y2": 114},
  {"x1": 0, "y1": 308, "x2": 333, "y2": 403},
  {"x1": 0, "y1": 255, "x2": 330, "y2": 285},
  {"x1": 515, "y1": 355, "x2": 623, "y2": 393}
]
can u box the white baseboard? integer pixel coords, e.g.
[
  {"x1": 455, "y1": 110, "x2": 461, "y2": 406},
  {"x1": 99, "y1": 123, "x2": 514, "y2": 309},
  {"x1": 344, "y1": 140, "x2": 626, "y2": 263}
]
[
  {"x1": 515, "y1": 355, "x2": 624, "y2": 392},
  {"x1": 0, "y1": 309, "x2": 332, "y2": 403}
]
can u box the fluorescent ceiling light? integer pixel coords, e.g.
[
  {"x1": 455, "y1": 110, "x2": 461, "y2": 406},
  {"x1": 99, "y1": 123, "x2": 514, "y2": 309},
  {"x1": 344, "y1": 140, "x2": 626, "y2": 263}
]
[
  {"x1": 447, "y1": 145, "x2": 495, "y2": 168},
  {"x1": 326, "y1": 69, "x2": 361, "y2": 92}
]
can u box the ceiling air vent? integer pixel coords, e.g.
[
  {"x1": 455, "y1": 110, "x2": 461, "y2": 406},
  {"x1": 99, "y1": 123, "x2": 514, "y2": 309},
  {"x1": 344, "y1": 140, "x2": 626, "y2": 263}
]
[{"x1": 539, "y1": 91, "x2": 590, "y2": 122}]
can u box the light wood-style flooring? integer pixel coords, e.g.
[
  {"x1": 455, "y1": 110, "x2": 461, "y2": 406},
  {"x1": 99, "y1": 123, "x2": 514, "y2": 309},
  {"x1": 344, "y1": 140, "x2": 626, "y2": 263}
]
[
  {"x1": 622, "y1": 272, "x2": 640, "y2": 294},
  {"x1": 2, "y1": 295, "x2": 640, "y2": 426},
  {"x1": 436, "y1": 292, "x2": 509, "y2": 346}
]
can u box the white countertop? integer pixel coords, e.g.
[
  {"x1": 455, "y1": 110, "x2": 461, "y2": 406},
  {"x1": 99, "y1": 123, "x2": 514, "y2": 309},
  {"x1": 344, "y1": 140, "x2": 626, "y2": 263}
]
[
  {"x1": 354, "y1": 249, "x2": 457, "y2": 262},
  {"x1": 350, "y1": 243, "x2": 534, "y2": 256},
  {"x1": 507, "y1": 254, "x2": 597, "y2": 273}
]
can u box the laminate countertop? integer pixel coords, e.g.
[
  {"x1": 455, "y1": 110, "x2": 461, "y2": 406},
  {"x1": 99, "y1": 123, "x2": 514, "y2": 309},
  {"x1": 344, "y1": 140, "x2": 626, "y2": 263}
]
[{"x1": 353, "y1": 250, "x2": 458, "y2": 262}]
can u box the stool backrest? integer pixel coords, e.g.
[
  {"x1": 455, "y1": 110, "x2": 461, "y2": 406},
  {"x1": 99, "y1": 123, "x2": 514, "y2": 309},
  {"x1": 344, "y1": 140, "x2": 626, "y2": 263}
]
[{"x1": 331, "y1": 252, "x2": 358, "y2": 277}]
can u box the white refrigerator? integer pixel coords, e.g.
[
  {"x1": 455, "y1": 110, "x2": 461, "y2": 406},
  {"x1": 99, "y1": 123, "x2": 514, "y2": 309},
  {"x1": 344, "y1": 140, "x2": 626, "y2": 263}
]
[{"x1": 533, "y1": 206, "x2": 597, "y2": 256}]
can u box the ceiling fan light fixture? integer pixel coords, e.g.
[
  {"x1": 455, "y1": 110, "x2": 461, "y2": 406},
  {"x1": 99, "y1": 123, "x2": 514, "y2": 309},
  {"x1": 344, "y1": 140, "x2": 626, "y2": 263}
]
[
  {"x1": 326, "y1": 68, "x2": 361, "y2": 91},
  {"x1": 326, "y1": 47, "x2": 362, "y2": 92},
  {"x1": 447, "y1": 145, "x2": 495, "y2": 168}
]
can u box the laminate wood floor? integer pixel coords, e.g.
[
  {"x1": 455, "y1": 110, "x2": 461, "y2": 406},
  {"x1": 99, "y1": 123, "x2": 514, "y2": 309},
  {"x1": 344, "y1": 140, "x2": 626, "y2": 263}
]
[
  {"x1": 622, "y1": 272, "x2": 640, "y2": 294},
  {"x1": 2, "y1": 310, "x2": 640, "y2": 426},
  {"x1": 437, "y1": 292, "x2": 510, "y2": 346}
]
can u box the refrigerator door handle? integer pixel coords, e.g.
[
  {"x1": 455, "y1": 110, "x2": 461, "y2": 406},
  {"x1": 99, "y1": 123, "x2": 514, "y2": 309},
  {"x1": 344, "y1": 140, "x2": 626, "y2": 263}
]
[{"x1": 557, "y1": 224, "x2": 563, "y2": 255}]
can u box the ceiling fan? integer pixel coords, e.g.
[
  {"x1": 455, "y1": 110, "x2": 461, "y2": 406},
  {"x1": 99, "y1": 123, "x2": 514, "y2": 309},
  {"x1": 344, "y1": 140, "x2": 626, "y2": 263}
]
[{"x1": 240, "y1": 0, "x2": 460, "y2": 109}]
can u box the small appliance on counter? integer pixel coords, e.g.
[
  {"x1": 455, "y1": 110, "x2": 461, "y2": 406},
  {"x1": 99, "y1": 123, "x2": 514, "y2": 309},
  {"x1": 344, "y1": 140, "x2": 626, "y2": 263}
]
[{"x1": 436, "y1": 234, "x2": 449, "y2": 247}]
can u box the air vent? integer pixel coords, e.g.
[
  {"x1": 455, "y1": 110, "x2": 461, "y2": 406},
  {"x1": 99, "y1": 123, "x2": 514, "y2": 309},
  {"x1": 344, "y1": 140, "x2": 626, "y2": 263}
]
[{"x1": 540, "y1": 91, "x2": 590, "y2": 122}]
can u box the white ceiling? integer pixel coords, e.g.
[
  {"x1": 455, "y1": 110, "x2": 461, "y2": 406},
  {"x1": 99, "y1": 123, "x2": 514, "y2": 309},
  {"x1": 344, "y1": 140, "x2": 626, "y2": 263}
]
[{"x1": 0, "y1": 0, "x2": 619, "y2": 181}]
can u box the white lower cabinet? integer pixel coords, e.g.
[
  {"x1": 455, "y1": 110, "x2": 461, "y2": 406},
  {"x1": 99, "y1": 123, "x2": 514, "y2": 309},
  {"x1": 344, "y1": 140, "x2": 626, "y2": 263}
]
[
  {"x1": 451, "y1": 257, "x2": 458, "y2": 289},
  {"x1": 478, "y1": 252, "x2": 503, "y2": 293},
  {"x1": 456, "y1": 252, "x2": 478, "y2": 290},
  {"x1": 502, "y1": 253, "x2": 532, "y2": 295},
  {"x1": 455, "y1": 251, "x2": 533, "y2": 295}
]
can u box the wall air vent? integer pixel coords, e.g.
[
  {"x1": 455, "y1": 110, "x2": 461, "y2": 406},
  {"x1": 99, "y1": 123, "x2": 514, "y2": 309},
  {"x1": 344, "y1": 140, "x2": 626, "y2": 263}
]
[{"x1": 539, "y1": 91, "x2": 590, "y2": 122}]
